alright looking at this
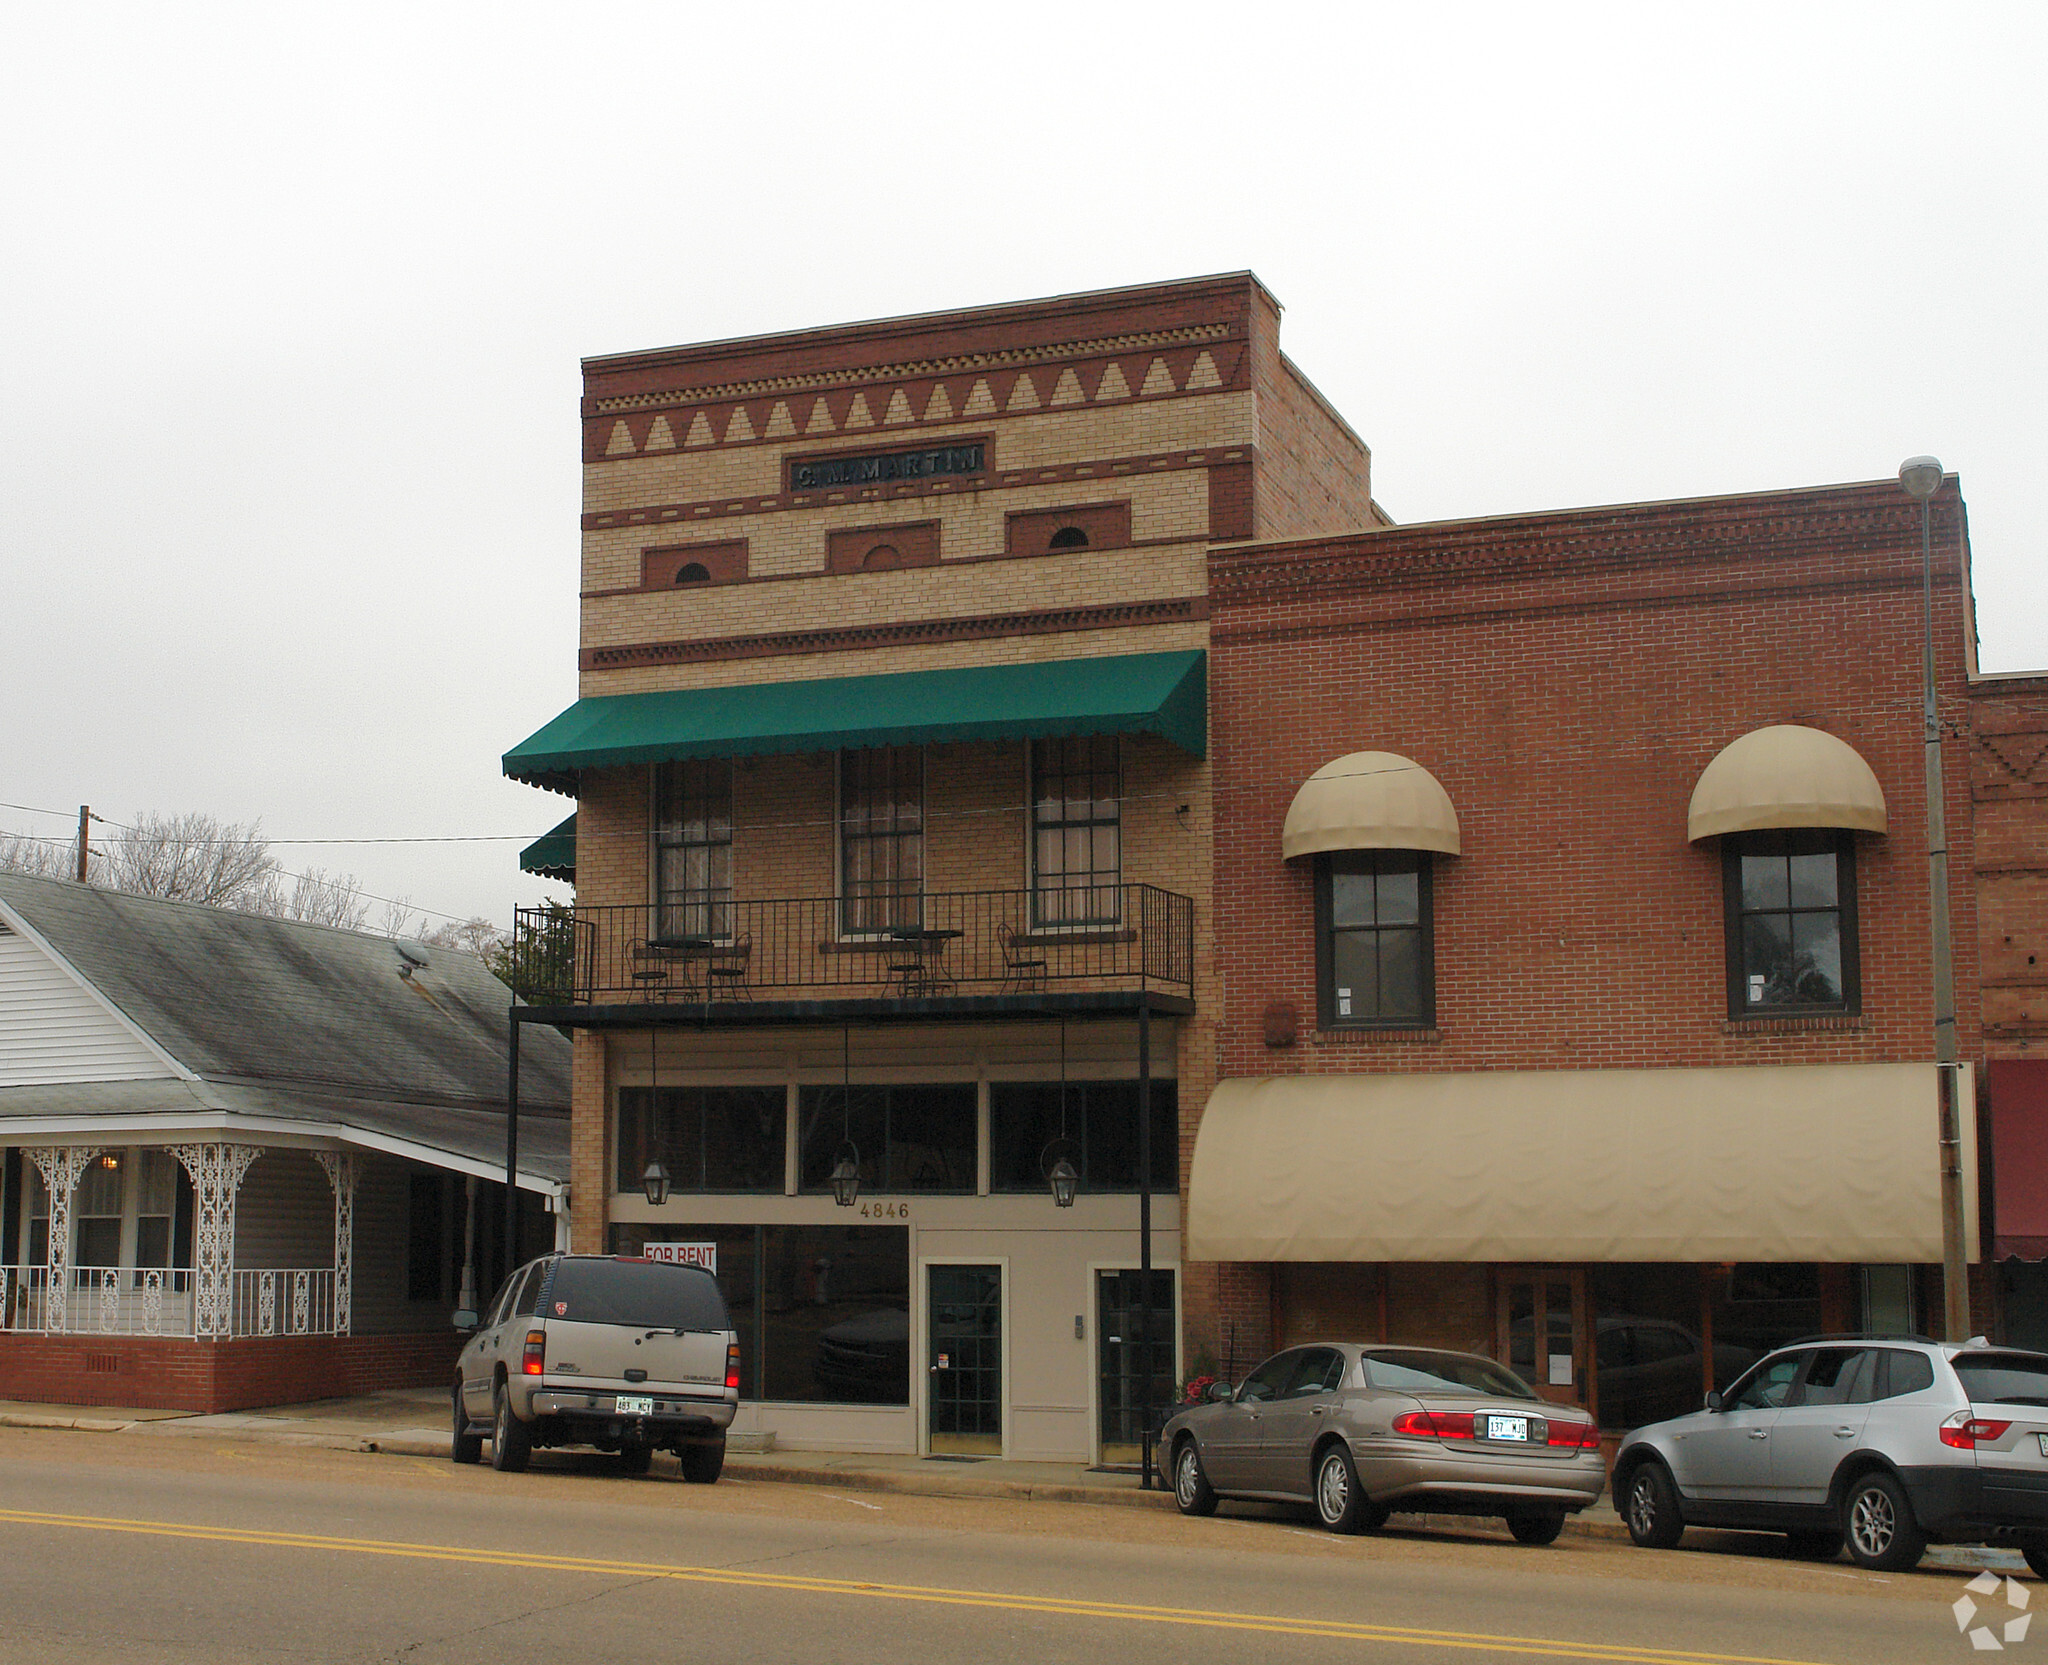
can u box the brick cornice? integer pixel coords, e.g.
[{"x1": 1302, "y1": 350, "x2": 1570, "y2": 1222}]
[
  {"x1": 1209, "y1": 483, "x2": 1960, "y2": 609},
  {"x1": 588, "y1": 323, "x2": 1235, "y2": 415},
  {"x1": 582, "y1": 446, "x2": 1254, "y2": 533},
  {"x1": 579, "y1": 595, "x2": 1210, "y2": 673}
]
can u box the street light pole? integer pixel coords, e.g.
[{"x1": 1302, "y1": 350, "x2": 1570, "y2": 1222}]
[{"x1": 1899, "y1": 455, "x2": 1970, "y2": 1343}]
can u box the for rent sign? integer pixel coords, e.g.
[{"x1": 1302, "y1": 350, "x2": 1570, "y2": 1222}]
[{"x1": 642, "y1": 1241, "x2": 717, "y2": 1273}]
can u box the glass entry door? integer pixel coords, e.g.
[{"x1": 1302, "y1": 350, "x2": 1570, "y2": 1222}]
[
  {"x1": 1497, "y1": 1269, "x2": 1588, "y2": 1410},
  {"x1": 927, "y1": 1264, "x2": 1002, "y2": 1456},
  {"x1": 1096, "y1": 1268, "x2": 1175, "y2": 1466}
]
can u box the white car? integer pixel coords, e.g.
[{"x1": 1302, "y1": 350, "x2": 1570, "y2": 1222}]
[{"x1": 1613, "y1": 1336, "x2": 2048, "y2": 1571}]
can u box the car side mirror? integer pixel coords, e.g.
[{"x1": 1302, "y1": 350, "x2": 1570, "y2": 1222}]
[
  {"x1": 452, "y1": 1309, "x2": 479, "y2": 1332},
  {"x1": 1207, "y1": 1380, "x2": 1235, "y2": 1403},
  {"x1": 1703, "y1": 1390, "x2": 1723, "y2": 1413}
]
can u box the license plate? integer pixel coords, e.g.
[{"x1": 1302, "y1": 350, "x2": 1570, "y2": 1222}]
[
  {"x1": 616, "y1": 1395, "x2": 654, "y2": 1416},
  {"x1": 1484, "y1": 1415, "x2": 1530, "y2": 1442}
]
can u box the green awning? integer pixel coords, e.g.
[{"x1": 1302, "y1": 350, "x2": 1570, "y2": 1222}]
[
  {"x1": 519, "y1": 814, "x2": 576, "y2": 882},
  {"x1": 503, "y1": 649, "x2": 1205, "y2": 794}
]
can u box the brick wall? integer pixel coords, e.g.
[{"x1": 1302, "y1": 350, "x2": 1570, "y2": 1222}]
[
  {"x1": 0, "y1": 1331, "x2": 461, "y2": 1414},
  {"x1": 1206, "y1": 480, "x2": 1981, "y2": 1080},
  {"x1": 1971, "y1": 673, "x2": 2048, "y2": 1059}
]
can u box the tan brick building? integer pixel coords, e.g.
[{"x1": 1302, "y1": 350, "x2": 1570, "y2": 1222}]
[{"x1": 503, "y1": 275, "x2": 1377, "y2": 1462}]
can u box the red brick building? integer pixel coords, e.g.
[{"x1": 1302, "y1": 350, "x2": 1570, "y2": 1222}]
[
  {"x1": 1971, "y1": 671, "x2": 2048, "y2": 1337},
  {"x1": 1189, "y1": 478, "x2": 1993, "y2": 1432}
]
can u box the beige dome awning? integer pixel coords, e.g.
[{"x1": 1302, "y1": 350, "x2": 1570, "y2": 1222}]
[
  {"x1": 1281, "y1": 752, "x2": 1461, "y2": 860},
  {"x1": 1686, "y1": 725, "x2": 1888, "y2": 842}
]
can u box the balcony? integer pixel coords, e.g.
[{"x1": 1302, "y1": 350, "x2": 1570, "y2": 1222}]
[{"x1": 506, "y1": 885, "x2": 1194, "y2": 1021}]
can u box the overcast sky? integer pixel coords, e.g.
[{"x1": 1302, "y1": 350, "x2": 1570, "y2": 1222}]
[{"x1": 4, "y1": 3, "x2": 2042, "y2": 929}]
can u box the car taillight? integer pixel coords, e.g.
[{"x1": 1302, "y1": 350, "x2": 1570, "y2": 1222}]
[
  {"x1": 1391, "y1": 1410, "x2": 1475, "y2": 1440},
  {"x1": 522, "y1": 1329, "x2": 546, "y2": 1376},
  {"x1": 726, "y1": 1343, "x2": 741, "y2": 1393},
  {"x1": 1547, "y1": 1420, "x2": 1603, "y2": 1450},
  {"x1": 1939, "y1": 1411, "x2": 2012, "y2": 1449}
]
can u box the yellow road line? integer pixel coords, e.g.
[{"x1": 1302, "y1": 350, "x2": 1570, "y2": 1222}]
[{"x1": 0, "y1": 1506, "x2": 1837, "y2": 1665}]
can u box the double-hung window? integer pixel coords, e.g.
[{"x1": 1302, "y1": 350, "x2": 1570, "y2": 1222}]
[
  {"x1": 1031, "y1": 736, "x2": 1120, "y2": 925},
  {"x1": 655, "y1": 759, "x2": 733, "y2": 940},
  {"x1": 1723, "y1": 829, "x2": 1859, "y2": 1014},
  {"x1": 840, "y1": 746, "x2": 924, "y2": 933},
  {"x1": 1315, "y1": 851, "x2": 1434, "y2": 1028}
]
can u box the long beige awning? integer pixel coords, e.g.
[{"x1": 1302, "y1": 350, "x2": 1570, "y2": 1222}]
[
  {"x1": 1686, "y1": 725, "x2": 1888, "y2": 841},
  {"x1": 1282, "y1": 752, "x2": 1462, "y2": 860},
  {"x1": 1186, "y1": 1064, "x2": 1973, "y2": 1264}
]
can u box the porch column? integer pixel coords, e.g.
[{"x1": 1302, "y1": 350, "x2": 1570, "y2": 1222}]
[
  {"x1": 313, "y1": 1151, "x2": 357, "y2": 1336},
  {"x1": 168, "y1": 1144, "x2": 262, "y2": 1338},
  {"x1": 22, "y1": 1147, "x2": 101, "y2": 1333}
]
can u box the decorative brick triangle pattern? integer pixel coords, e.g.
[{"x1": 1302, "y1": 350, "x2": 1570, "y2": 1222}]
[
  {"x1": 1139, "y1": 357, "x2": 1177, "y2": 396},
  {"x1": 805, "y1": 397, "x2": 835, "y2": 434},
  {"x1": 845, "y1": 392, "x2": 875, "y2": 429},
  {"x1": 606, "y1": 420, "x2": 636, "y2": 456},
  {"x1": 724, "y1": 407, "x2": 755, "y2": 443},
  {"x1": 884, "y1": 388, "x2": 915, "y2": 425},
  {"x1": 764, "y1": 401, "x2": 796, "y2": 438},
  {"x1": 643, "y1": 414, "x2": 676, "y2": 451},
  {"x1": 1095, "y1": 362, "x2": 1132, "y2": 401},
  {"x1": 685, "y1": 411, "x2": 716, "y2": 446},
  {"x1": 1006, "y1": 373, "x2": 1040, "y2": 412},
  {"x1": 923, "y1": 384, "x2": 953, "y2": 422},
  {"x1": 1050, "y1": 368, "x2": 1085, "y2": 406},
  {"x1": 1185, "y1": 350, "x2": 1222, "y2": 391},
  {"x1": 962, "y1": 378, "x2": 996, "y2": 416}
]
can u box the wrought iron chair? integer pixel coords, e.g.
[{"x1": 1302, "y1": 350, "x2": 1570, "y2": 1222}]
[
  {"x1": 705, "y1": 933, "x2": 752, "y2": 1001},
  {"x1": 998, "y1": 923, "x2": 1048, "y2": 995}
]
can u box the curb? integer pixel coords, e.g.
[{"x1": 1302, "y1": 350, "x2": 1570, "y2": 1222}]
[{"x1": 2, "y1": 1410, "x2": 1629, "y2": 1536}]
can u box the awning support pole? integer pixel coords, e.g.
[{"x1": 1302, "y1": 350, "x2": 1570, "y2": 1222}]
[
  {"x1": 505, "y1": 1011, "x2": 521, "y2": 1273},
  {"x1": 1138, "y1": 992, "x2": 1154, "y2": 1491}
]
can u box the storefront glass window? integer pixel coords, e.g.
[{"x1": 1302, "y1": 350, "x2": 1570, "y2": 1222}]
[
  {"x1": 797, "y1": 1084, "x2": 974, "y2": 1195},
  {"x1": 609, "y1": 1222, "x2": 910, "y2": 1406},
  {"x1": 1708, "y1": 1263, "x2": 1822, "y2": 1389},
  {"x1": 1590, "y1": 1264, "x2": 1713, "y2": 1430},
  {"x1": 988, "y1": 1081, "x2": 1177, "y2": 1193},
  {"x1": 616, "y1": 1087, "x2": 786, "y2": 1193}
]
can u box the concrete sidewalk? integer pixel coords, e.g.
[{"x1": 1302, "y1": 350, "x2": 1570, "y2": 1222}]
[{"x1": 0, "y1": 1389, "x2": 2023, "y2": 1569}]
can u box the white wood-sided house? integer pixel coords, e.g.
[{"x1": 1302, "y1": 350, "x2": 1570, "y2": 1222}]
[{"x1": 0, "y1": 872, "x2": 569, "y2": 1411}]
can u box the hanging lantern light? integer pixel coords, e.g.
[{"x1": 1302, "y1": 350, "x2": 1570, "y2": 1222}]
[
  {"x1": 830, "y1": 1147, "x2": 862, "y2": 1208},
  {"x1": 831, "y1": 1025, "x2": 861, "y2": 1206},
  {"x1": 641, "y1": 1162, "x2": 671, "y2": 1207},
  {"x1": 1047, "y1": 1154, "x2": 1079, "y2": 1209}
]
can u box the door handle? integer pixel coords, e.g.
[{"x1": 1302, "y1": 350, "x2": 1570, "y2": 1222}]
[
  {"x1": 1310, "y1": 1406, "x2": 1327, "y2": 1416},
  {"x1": 1835, "y1": 1427, "x2": 1856, "y2": 1438},
  {"x1": 1747, "y1": 1430, "x2": 1769, "y2": 1440}
]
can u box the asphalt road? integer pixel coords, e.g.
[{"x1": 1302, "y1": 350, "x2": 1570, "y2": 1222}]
[{"x1": 0, "y1": 1427, "x2": 2006, "y2": 1664}]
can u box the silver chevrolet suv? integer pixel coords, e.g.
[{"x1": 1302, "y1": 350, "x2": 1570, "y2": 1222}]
[
  {"x1": 452, "y1": 1253, "x2": 739, "y2": 1481},
  {"x1": 1613, "y1": 1336, "x2": 2048, "y2": 1571}
]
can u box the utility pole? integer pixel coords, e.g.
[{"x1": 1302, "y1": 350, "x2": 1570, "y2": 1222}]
[
  {"x1": 1900, "y1": 457, "x2": 1971, "y2": 1344},
  {"x1": 75, "y1": 806, "x2": 91, "y2": 883}
]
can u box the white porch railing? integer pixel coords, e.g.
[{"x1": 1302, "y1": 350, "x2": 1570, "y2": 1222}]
[{"x1": 0, "y1": 1266, "x2": 341, "y2": 1339}]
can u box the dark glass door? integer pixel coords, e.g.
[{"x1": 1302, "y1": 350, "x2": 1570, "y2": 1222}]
[
  {"x1": 1097, "y1": 1268, "x2": 1175, "y2": 1466},
  {"x1": 927, "y1": 1264, "x2": 1001, "y2": 1456}
]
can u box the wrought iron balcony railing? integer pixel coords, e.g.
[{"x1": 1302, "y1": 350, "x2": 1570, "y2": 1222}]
[{"x1": 507, "y1": 885, "x2": 1194, "y2": 1009}]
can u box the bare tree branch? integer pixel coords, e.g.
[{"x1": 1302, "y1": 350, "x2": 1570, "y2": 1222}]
[
  {"x1": 109, "y1": 812, "x2": 277, "y2": 907},
  {"x1": 418, "y1": 915, "x2": 511, "y2": 958},
  {"x1": 0, "y1": 831, "x2": 77, "y2": 880}
]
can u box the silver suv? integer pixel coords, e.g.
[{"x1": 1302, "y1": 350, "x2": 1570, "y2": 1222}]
[
  {"x1": 1613, "y1": 1337, "x2": 2048, "y2": 1571},
  {"x1": 453, "y1": 1254, "x2": 739, "y2": 1481}
]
